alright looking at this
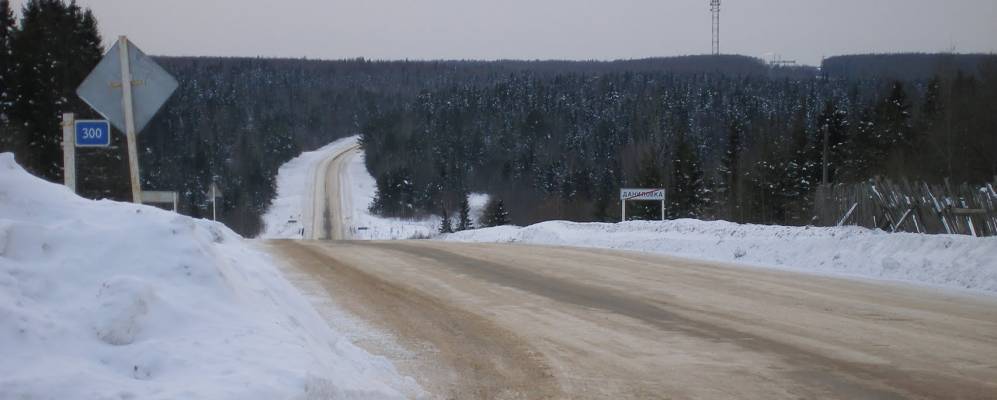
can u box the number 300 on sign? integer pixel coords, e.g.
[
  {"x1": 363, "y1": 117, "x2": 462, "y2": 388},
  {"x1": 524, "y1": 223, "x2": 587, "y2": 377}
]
[{"x1": 75, "y1": 120, "x2": 111, "y2": 147}]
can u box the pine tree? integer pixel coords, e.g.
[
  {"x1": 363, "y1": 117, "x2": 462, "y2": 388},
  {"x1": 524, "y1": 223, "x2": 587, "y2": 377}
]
[
  {"x1": 633, "y1": 151, "x2": 663, "y2": 220},
  {"x1": 438, "y1": 205, "x2": 453, "y2": 234},
  {"x1": 481, "y1": 198, "x2": 510, "y2": 227},
  {"x1": 843, "y1": 108, "x2": 878, "y2": 181},
  {"x1": 669, "y1": 132, "x2": 706, "y2": 219},
  {"x1": 817, "y1": 100, "x2": 849, "y2": 183},
  {"x1": 0, "y1": 0, "x2": 14, "y2": 123},
  {"x1": 9, "y1": 0, "x2": 102, "y2": 181},
  {"x1": 718, "y1": 122, "x2": 743, "y2": 221},
  {"x1": 917, "y1": 75, "x2": 947, "y2": 179},
  {"x1": 878, "y1": 82, "x2": 914, "y2": 147},
  {"x1": 456, "y1": 194, "x2": 473, "y2": 231},
  {"x1": 873, "y1": 81, "x2": 914, "y2": 176}
]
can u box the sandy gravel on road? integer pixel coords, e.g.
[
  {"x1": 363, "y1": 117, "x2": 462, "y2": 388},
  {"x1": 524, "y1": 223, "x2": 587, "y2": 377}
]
[{"x1": 265, "y1": 240, "x2": 997, "y2": 400}]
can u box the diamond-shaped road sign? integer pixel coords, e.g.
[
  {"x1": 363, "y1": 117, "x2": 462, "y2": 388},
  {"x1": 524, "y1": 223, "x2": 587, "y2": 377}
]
[{"x1": 76, "y1": 39, "x2": 178, "y2": 134}]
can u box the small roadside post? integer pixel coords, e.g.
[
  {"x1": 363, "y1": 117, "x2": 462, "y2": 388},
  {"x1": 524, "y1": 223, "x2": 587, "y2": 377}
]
[
  {"x1": 620, "y1": 188, "x2": 666, "y2": 222},
  {"x1": 61, "y1": 113, "x2": 76, "y2": 192},
  {"x1": 209, "y1": 182, "x2": 223, "y2": 221},
  {"x1": 62, "y1": 114, "x2": 113, "y2": 193},
  {"x1": 76, "y1": 36, "x2": 178, "y2": 203}
]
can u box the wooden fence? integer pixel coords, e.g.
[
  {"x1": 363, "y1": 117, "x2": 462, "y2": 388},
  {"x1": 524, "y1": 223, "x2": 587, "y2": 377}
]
[{"x1": 814, "y1": 178, "x2": 997, "y2": 237}]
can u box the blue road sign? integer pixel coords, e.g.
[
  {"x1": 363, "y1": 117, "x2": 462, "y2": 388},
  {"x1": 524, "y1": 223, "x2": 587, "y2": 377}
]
[{"x1": 75, "y1": 120, "x2": 111, "y2": 147}]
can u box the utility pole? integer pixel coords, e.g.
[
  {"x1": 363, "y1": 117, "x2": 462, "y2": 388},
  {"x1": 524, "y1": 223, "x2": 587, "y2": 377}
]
[{"x1": 711, "y1": 0, "x2": 721, "y2": 55}]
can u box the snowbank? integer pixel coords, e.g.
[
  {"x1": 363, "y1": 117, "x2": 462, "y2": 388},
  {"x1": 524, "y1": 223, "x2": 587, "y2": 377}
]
[
  {"x1": 443, "y1": 219, "x2": 997, "y2": 294},
  {"x1": 0, "y1": 153, "x2": 421, "y2": 399},
  {"x1": 342, "y1": 149, "x2": 440, "y2": 240}
]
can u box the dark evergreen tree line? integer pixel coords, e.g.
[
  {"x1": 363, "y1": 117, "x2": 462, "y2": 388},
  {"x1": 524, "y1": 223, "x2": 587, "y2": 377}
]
[
  {"x1": 0, "y1": 0, "x2": 102, "y2": 181},
  {"x1": 361, "y1": 66, "x2": 997, "y2": 226},
  {"x1": 823, "y1": 53, "x2": 997, "y2": 80}
]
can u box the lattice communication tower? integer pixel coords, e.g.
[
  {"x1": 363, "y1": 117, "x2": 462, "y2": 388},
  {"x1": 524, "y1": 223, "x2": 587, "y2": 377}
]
[{"x1": 711, "y1": 0, "x2": 721, "y2": 55}]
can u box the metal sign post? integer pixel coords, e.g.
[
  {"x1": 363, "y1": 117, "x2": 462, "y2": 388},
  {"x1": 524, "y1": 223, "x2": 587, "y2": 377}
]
[
  {"x1": 209, "y1": 182, "x2": 223, "y2": 221},
  {"x1": 620, "y1": 188, "x2": 666, "y2": 222},
  {"x1": 76, "y1": 36, "x2": 178, "y2": 204}
]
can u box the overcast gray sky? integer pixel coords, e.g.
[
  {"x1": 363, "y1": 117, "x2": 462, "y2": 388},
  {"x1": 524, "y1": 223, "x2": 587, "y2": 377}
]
[{"x1": 14, "y1": 0, "x2": 997, "y2": 65}]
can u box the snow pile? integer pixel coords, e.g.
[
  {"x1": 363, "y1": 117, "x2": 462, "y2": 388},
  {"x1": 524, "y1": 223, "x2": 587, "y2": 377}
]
[
  {"x1": 0, "y1": 153, "x2": 421, "y2": 399},
  {"x1": 443, "y1": 219, "x2": 997, "y2": 294}
]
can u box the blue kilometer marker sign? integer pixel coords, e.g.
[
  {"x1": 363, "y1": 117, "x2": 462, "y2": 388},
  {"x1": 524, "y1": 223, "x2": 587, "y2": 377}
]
[{"x1": 75, "y1": 120, "x2": 111, "y2": 147}]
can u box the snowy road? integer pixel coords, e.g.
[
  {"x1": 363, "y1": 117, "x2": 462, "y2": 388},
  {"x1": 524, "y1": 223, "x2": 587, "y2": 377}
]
[
  {"x1": 308, "y1": 143, "x2": 360, "y2": 240},
  {"x1": 266, "y1": 239, "x2": 997, "y2": 399},
  {"x1": 262, "y1": 140, "x2": 997, "y2": 398}
]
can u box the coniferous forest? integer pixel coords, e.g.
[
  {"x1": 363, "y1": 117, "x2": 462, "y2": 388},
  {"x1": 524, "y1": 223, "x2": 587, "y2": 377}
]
[
  {"x1": 360, "y1": 64, "x2": 997, "y2": 226},
  {"x1": 2, "y1": 0, "x2": 995, "y2": 235}
]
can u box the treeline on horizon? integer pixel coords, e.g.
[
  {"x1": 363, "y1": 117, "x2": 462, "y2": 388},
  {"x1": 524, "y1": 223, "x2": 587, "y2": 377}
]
[
  {"x1": 138, "y1": 53, "x2": 997, "y2": 232},
  {"x1": 361, "y1": 64, "x2": 996, "y2": 226},
  {"x1": 822, "y1": 53, "x2": 997, "y2": 80},
  {"x1": 2, "y1": 0, "x2": 994, "y2": 234}
]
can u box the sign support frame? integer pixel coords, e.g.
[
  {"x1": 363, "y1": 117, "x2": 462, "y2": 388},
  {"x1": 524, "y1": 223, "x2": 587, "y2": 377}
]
[
  {"x1": 620, "y1": 188, "x2": 666, "y2": 222},
  {"x1": 118, "y1": 36, "x2": 142, "y2": 204},
  {"x1": 211, "y1": 183, "x2": 216, "y2": 221},
  {"x1": 62, "y1": 113, "x2": 76, "y2": 192}
]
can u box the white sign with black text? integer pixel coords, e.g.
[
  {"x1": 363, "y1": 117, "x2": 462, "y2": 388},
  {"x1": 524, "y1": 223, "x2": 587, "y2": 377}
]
[
  {"x1": 620, "y1": 188, "x2": 665, "y2": 201},
  {"x1": 620, "y1": 188, "x2": 666, "y2": 222}
]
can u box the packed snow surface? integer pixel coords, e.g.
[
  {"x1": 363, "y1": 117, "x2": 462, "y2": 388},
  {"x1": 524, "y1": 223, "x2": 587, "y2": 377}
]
[
  {"x1": 443, "y1": 220, "x2": 997, "y2": 294},
  {"x1": 0, "y1": 153, "x2": 421, "y2": 399}
]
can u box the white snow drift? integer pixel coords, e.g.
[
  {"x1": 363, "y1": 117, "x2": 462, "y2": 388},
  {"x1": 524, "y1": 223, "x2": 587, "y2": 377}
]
[
  {"x1": 0, "y1": 153, "x2": 421, "y2": 399},
  {"x1": 443, "y1": 220, "x2": 997, "y2": 294}
]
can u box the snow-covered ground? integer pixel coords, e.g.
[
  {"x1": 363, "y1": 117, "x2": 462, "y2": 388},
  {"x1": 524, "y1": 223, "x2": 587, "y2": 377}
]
[
  {"x1": 339, "y1": 146, "x2": 442, "y2": 240},
  {"x1": 0, "y1": 153, "x2": 422, "y2": 399},
  {"x1": 263, "y1": 135, "x2": 484, "y2": 240},
  {"x1": 443, "y1": 220, "x2": 997, "y2": 294}
]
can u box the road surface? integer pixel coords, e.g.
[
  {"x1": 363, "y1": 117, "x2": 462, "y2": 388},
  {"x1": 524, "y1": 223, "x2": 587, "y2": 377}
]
[
  {"x1": 306, "y1": 143, "x2": 359, "y2": 240},
  {"x1": 265, "y1": 144, "x2": 997, "y2": 399}
]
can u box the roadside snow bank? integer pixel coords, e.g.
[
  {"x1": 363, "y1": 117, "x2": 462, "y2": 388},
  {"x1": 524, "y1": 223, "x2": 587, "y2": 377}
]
[
  {"x1": 342, "y1": 149, "x2": 440, "y2": 240},
  {"x1": 0, "y1": 153, "x2": 421, "y2": 399},
  {"x1": 443, "y1": 219, "x2": 997, "y2": 294}
]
